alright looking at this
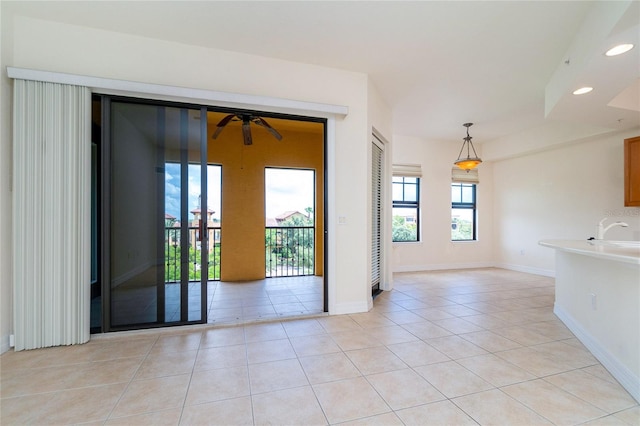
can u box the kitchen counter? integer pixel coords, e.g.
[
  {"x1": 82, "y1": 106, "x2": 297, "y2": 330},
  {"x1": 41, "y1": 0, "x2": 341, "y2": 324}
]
[
  {"x1": 540, "y1": 239, "x2": 640, "y2": 402},
  {"x1": 539, "y1": 239, "x2": 640, "y2": 265}
]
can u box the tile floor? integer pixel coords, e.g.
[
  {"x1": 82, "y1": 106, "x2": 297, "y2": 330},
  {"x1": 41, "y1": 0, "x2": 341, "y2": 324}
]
[
  {"x1": 103, "y1": 275, "x2": 325, "y2": 328},
  {"x1": 2, "y1": 268, "x2": 638, "y2": 425}
]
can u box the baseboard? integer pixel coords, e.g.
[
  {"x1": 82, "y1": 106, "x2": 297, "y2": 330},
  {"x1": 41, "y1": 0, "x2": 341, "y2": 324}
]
[
  {"x1": 392, "y1": 261, "x2": 494, "y2": 273},
  {"x1": 1, "y1": 333, "x2": 11, "y2": 354},
  {"x1": 554, "y1": 304, "x2": 640, "y2": 403},
  {"x1": 330, "y1": 300, "x2": 370, "y2": 316},
  {"x1": 494, "y1": 262, "x2": 555, "y2": 278}
]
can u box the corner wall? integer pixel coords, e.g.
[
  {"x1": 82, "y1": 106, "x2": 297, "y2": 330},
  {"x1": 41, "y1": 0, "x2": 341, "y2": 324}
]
[{"x1": 492, "y1": 129, "x2": 640, "y2": 275}]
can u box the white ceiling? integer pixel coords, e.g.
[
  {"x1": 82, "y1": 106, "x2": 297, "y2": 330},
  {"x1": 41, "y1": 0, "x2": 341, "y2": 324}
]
[{"x1": 4, "y1": 1, "x2": 640, "y2": 149}]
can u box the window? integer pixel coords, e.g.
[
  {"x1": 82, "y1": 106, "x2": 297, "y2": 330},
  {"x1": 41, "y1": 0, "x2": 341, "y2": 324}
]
[
  {"x1": 451, "y1": 183, "x2": 476, "y2": 241},
  {"x1": 393, "y1": 176, "x2": 419, "y2": 242}
]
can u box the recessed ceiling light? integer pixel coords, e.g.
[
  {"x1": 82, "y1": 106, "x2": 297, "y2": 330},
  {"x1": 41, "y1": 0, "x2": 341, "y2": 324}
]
[
  {"x1": 573, "y1": 87, "x2": 593, "y2": 95},
  {"x1": 605, "y1": 44, "x2": 634, "y2": 56}
]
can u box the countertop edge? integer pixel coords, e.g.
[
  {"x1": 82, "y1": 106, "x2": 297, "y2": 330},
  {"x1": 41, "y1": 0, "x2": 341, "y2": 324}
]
[{"x1": 539, "y1": 239, "x2": 640, "y2": 266}]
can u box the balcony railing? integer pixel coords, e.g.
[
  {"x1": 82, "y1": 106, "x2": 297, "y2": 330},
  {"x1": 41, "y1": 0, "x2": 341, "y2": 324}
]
[
  {"x1": 165, "y1": 226, "x2": 221, "y2": 282},
  {"x1": 265, "y1": 226, "x2": 314, "y2": 277}
]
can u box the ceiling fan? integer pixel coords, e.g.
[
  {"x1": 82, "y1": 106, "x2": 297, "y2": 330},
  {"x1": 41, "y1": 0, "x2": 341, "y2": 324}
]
[{"x1": 212, "y1": 113, "x2": 283, "y2": 145}]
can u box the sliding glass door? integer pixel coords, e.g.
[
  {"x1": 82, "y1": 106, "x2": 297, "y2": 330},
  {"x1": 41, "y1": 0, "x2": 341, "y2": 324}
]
[{"x1": 106, "y1": 99, "x2": 208, "y2": 329}]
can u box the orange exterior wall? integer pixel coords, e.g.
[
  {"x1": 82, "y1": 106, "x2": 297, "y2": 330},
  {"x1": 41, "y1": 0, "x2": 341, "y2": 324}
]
[{"x1": 207, "y1": 115, "x2": 324, "y2": 281}]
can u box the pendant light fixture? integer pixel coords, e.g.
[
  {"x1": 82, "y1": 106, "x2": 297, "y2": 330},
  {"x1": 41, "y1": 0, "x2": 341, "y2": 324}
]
[{"x1": 454, "y1": 122, "x2": 482, "y2": 172}]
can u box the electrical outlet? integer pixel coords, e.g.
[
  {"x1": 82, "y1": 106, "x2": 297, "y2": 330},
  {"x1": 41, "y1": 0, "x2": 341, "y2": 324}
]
[{"x1": 519, "y1": 249, "x2": 525, "y2": 256}]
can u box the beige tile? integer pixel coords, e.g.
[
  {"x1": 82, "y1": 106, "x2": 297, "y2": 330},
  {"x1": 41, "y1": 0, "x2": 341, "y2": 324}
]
[
  {"x1": 613, "y1": 406, "x2": 640, "y2": 425},
  {"x1": 243, "y1": 322, "x2": 287, "y2": 342},
  {"x1": 453, "y1": 388, "x2": 552, "y2": 425},
  {"x1": 433, "y1": 317, "x2": 485, "y2": 334},
  {"x1": 328, "y1": 330, "x2": 383, "y2": 351},
  {"x1": 492, "y1": 325, "x2": 554, "y2": 346},
  {"x1": 425, "y1": 335, "x2": 489, "y2": 359},
  {"x1": 317, "y1": 315, "x2": 362, "y2": 333},
  {"x1": 1, "y1": 392, "x2": 68, "y2": 424},
  {"x1": 495, "y1": 346, "x2": 575, "y2": 377},
  {"x1": 400, "y1": 321, "x2": 452, "y2": 339},
  {"x1": 252, "y1": 386, "x2": 327, "y2": 425},
  {"x1": 313, "y1": 377, "x2": 390, "y2": 423},
  {"x1": 246, "y1": 338, "x2": 296, "y2": 364},
  {"x1": 282, "y1": 318, "x2": 326, "y2": 337},
  {"x1": 411, "y1": 308, "x2": 455, "y2": 321},
  {"x1": 248, "y1": 358, "x2": 309, "y2": 394},
  {"x1": 65, "y1": 356, "x2": 144, "y2": 388},
  {"x1": 106, "y1": 408, "x2": 182, "y2": 425},
  {"x1": 345, "y1": 346, "x2": 407, "y2": 375},
  {"x1": 387, "y1": 340, "x2": 450, "y2": 367},
  {"x1": 502, "y1": 378, "x2": 606, "y2": 425},
  {"x1": 91, "y1": 338, "x2": 157, "y2": 361},
  {"x1": 365, "y1": 325, "x2": 419, "y2": 345},
  {"x1": 439, "y1": 304, "x2": 483, "y2": 317},
  {"x1": 0, "y1": 363, "x2": 80, "y2": 397},
  {"x1": 185, "y1": 365, "x2": 250, "y2": 405},
  {"x1": 459, "y1": 330, "x2": 522, "y2": 352},
  {"x1": 463, "y1": 313, "x2": 511, "y2": 329},
  {"x1": 199, "y1": 326, "x2": 245, "y2": 348},
  {"x1": 525, "y1": 320, "x2": 575, "y2": 340},
  {"x1": 395, "y1": 400, "x2": 477, "y2": 425},
  {"x1": 135, "y1": 349, "x2": 197, "y2": 379},
  {"x1": 290, "y1": 334, "x2": 341, "y2": 357},
  {"x1": 180, "y1": 396, "x2": 253, "y2": 426},
  {"x1": 382, "y1": 310, "x2": 428, "y2": 324},
  {"x1": 544, "y1": 369, "x2": 637, "y2": 413},
  {"x1": 337, "y1": 412, "x2": 404, "y2": 425},
  {"x1": 39, "y1": 383, "x2": 127, "y2": 424},
  {"x1": 367, "y1": 368, "x2": 445, "y2": 410},
  {"x1": 581, "y1": 415, "x2": 633, "y2": 425},
  {"x1": 299, "y1": 352, "x2": 361, "y2": 384},
  {"x1": 532, "y1": 340, "x2": 598, "y2": 369},
  {"x1": 150, "y1": 332, "x2": 202, "y2": 354},
  {"x1": 111, "y1": 374, "x2": 190, "y2": 418},
  {"x1": 582, "y1": 364, "x2": 620, "y2": 385},
  {"x1": 414, "y1": 361, "x2": 493, "y2": 398},
  {"x1": 194, "y1": 343, "x2": 247, "y2": 371},
  {"x1": 457, "y1": 353, "x2": 536, "y2": 387},
  {"x1": 349, "y1": 312, "x2": 398, "y2": 329}
]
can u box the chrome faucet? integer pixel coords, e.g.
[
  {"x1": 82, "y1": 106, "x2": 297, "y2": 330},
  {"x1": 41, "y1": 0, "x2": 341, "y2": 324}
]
[{"x1": 597, "y1": 218, "x2": 629, "y2": 240}]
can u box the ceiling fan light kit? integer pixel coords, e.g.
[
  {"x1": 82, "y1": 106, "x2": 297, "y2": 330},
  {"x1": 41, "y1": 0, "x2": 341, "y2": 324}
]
[
  {"x1": 212, "y1": 113, "x2": 283, "y2": 145},
  {"x1": 454, "y1": 122, "x2": 482, "y2": 172}
]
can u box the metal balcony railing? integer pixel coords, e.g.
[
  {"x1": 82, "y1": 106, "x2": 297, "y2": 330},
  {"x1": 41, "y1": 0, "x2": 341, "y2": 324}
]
[
  {"x1": 165, "y1": 226, "x2": 221, "y2": 282},
  {"x1": 265, "y1": 226, "x2": 314, "y2": 277}
]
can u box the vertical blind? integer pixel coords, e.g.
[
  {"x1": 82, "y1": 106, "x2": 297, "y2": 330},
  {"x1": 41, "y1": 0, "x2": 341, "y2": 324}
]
[
  {"x1": 371, "y1": 139, "x2": 383, "y2": 289},
  {"x1": 13, "y1": 80, "x2": 91, "y2": 350}
]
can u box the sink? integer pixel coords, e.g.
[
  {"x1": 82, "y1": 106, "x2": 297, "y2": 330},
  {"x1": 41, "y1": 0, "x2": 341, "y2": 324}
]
[{"x1": 591, "y1": 240, "x2": 640, "y2": 248}]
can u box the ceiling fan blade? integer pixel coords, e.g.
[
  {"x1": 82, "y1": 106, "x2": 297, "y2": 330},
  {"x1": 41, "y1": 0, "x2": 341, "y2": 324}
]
[
  {"x1": 254, "y1": 117, "x2": 283, "y2": 141},
  {"x1": 242, "y1": 121, "x2": 253, "y2": 145},
  {"x1": 212, "y1": 114, "x2": 237, "y2": 139}
]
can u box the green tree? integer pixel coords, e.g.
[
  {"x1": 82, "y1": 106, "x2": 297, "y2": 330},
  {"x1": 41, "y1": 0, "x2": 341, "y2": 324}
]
[{"x1": 392, "y1": 216, "x2": 417, "y2": 242}]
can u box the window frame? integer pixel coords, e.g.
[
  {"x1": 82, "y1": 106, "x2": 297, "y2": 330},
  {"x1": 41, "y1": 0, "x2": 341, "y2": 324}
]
[
  {"x1": 451, "y1": 182, "x2": 477, "y2": 241},
  {"x1": 392, "y1": 176, "x2": 420, "y2": 242}
]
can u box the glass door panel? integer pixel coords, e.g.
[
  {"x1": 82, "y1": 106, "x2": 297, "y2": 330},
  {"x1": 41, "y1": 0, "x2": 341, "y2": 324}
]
[{"x1": 109, "y1": 101, "x2": 206, "y2": 329}]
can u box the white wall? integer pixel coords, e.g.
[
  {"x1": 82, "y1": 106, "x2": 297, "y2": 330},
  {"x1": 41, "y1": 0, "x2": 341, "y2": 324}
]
[
  {"x1": 391, "y1": 134, "x2": 495, "y2": 272},
  {"x1": 493, "y1": 129, "x2": 640, "y2": 276},
  {"x1": 0, "y1": 5, "x2": 14, "y2": 353},
  {"x1": 0, "y1": 13, "x2": 393, "y2": 350}
]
